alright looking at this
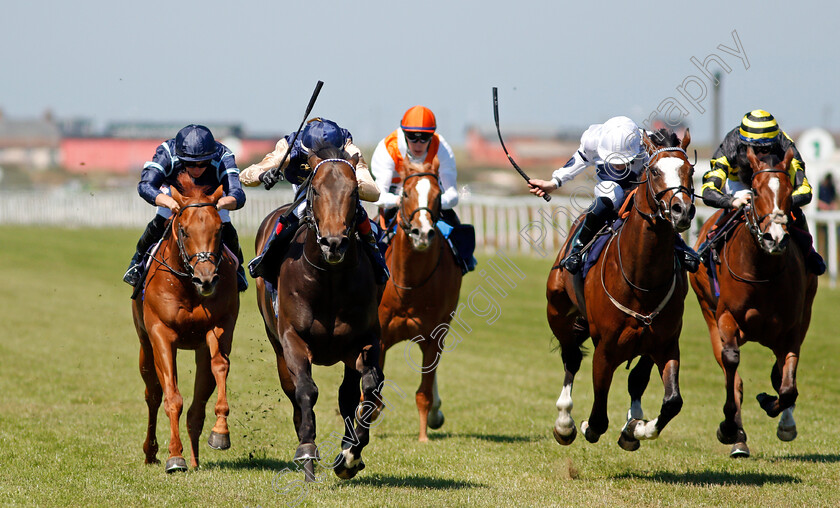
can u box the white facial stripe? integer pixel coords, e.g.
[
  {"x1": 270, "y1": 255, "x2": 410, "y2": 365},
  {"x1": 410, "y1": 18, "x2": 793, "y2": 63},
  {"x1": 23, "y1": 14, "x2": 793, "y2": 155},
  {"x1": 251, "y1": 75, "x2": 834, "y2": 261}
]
[
  {"x1": 415, "y1": 179, "x2": 433, "y2": 231},
  {"x1": 768, "y1": 176, "x2": 781, "y2": 214},
  {"x1": 656, "y1": 158, "x2": 684, "y2": 192}
]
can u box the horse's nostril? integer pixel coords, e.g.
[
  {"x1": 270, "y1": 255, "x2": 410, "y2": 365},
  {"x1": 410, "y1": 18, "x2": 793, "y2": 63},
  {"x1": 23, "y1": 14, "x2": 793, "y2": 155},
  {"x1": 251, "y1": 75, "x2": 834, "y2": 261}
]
[
  {"x1": 339, "y1": 237, "x2": 349, "y2": 251},
  {"x1": 688, "y1": 204, "x2": 696, "y2": 219},
  {"x1": 428, "y1": 229, "x2": 436, "y2": 239},
  {"x1": 411, "y1": 228, "x2": 420, "y2": 237},
  {"x1": 672, "y1": 203, "x2": 683, "y2": 215},
  {"x1": 319, "y1": 237, "x2": 330, "y2": 247}
]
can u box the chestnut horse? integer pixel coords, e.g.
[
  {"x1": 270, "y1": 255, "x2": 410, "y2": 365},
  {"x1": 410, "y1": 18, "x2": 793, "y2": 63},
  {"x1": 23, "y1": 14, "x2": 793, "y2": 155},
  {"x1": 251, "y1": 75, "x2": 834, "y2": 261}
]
[
  {"x1": 132, "y1": 173, "x2": 239, "y2": 472},
  {"x1": 547, "y1": 129, "x2": 695, "y2": 450},
  {"x1": 378, "y1": 160, "x2": 462, "y2": 442},
  {"x1": 253, "y1": 147, "x2": 384, "y2": 481},
  {"x1": 689, "y1": 147, "x2": 818, "y2": 458}
]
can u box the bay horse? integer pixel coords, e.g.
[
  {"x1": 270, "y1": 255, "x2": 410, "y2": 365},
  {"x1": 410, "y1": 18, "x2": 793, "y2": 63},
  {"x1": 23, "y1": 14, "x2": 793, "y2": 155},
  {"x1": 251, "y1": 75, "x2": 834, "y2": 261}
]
[
  {"x1": 547, "y1": 129, "x2": 695, "y2": 451},
  {"x1": 253, "y1": 146, "x2": 384, "y2": 481},
  {"x1": 689, "y1": 147, "x2": 818, "y2": 458},
  {"x1": 132, "y1": 172, "x2": 239, "y2": 472},
  {"x1": 378, "y1": 160, "x2": 462, "y2": 442}
]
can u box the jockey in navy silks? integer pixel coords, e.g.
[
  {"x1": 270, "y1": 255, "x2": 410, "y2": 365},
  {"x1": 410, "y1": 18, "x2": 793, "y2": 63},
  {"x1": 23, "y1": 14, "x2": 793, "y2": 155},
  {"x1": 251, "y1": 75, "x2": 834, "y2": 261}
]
[
  {"x1": 239, "y1": 118, "x2": 390, "y2": 284},
  {"x1": 123, "y1": 124, "x2": 249, "y2": 291}
]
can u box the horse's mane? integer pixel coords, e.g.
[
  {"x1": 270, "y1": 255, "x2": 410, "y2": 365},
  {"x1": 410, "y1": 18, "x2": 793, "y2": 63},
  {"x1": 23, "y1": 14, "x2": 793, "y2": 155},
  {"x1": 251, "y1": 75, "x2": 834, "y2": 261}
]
[
  {"x1": 174, "y1": 171, "x2": 215, "y2": 199},
  {"x1": 648, "y1": 128, "x2": 680, "y2": 148}
]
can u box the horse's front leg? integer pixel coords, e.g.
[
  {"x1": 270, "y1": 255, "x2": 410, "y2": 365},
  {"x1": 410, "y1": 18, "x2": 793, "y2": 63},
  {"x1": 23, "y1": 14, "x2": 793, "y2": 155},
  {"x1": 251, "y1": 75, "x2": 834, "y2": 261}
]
[
  {"x1": 620, "y1": 348, "x2": 683, "y2": 451},
  {"x1": 280, "y1": 330, "x2": 319, "y2": 470},
  {"x1": 206, "y1": 326, "x2": 233, "y2": 452},
  {"x1": 149, "y1": 326, "x2": 187, "y2": 472},
  {"x1": 582, "y1": 347, "x2": 616, "y2": 443},
  {"x1": 757, "y1": 350, "x2": 800, "y2": 441},
  {"x1": 715, "y1": 312, "x2": 749, "y2": 457},
  {"x1": 617, "y1": 355, "x2": 653, "y2": 451},
  {"x1": 415, "y1": 336, "x2": 445, "y2": 442},
  {"x1": 186, "y1": 345, "x2": 215, "y2": 468},
  {"x1": 334, "y1": 342, "x2": 383, "y2": 480}
]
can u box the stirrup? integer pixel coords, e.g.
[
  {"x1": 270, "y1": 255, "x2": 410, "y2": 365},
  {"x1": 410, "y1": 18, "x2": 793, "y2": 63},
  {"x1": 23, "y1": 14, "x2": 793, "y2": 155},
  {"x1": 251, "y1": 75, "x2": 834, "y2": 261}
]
[
  {"x1": 562, "y1": 251, "x2": 583, "y2": 274},
  {"x1": 123, "y1": 263, "x2": 142, "y2": 287}
]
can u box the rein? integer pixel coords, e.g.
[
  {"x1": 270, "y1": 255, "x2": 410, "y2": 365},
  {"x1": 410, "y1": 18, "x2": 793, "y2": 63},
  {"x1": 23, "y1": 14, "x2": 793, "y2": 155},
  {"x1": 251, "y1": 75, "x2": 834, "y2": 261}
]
[{"x1": 303, "y1": 158, "x2": 359, "y2": 246}]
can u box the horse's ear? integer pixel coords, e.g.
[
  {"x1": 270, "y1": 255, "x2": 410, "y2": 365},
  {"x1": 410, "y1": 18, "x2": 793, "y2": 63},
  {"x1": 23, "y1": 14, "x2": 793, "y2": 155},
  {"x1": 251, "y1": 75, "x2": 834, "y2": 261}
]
[
  {"x1": 350, "y1": 153, "x2": 360, "y2": 167},
  {"x1": 680, "y1": 129, "x2": 691, "y2": 150},
  {"x1": 783, "y1": 147, "x2": 794, "y2": 169},
  {"x1": 211, "y1": 185, "x2": 224, "y2": 204},
  {"x1": 170, "y1": 186, "x2": 185, "y2": 205},
  {"x1": 642, "y1": 131, "x2": 656, "y2": 153},
  {"x1": 746, "y1": 146, "x2": 758, "y2": 169},
  {"x1": 308, "y1": 152, "x2": 321, "y2": 170},
  {"x1": 431, "y1": 157, "x2": 440, "y2": 173}
]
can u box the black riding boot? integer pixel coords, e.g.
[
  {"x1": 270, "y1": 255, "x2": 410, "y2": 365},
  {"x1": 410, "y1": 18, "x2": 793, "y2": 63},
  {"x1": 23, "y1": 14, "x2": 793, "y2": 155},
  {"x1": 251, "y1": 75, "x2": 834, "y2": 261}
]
[
  {"x1": 790, "y1": 209, "x2": 826, "y2": 275},
  {"x1": 674, "y1": 234, "x2": 700, "y2": 273},
  {"x1": 123, "y1": 215, "x2": 167, "y2": 286},
  {"x1": 221, "y1": 222, "x2": 248, "y2": 292},
  {"x1": 562, "y1": 211, "x2": 604, "y2": 274},
  {"x1": 248, "y1": 214, "x2": 300, "y2": 280},
  {"x1": 360, "y1": 228, "x2": 390, "y2": 285}
]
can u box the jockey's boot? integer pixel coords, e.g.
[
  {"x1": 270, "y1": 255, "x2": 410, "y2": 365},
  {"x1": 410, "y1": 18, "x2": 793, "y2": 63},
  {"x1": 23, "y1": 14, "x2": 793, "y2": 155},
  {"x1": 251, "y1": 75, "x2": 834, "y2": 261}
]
[
  {"x1": 674, "y1": 234, "x2": 700, "y2": 273},
  {"x1": 790, "y1": 209, "x2": 826, "y2": 276},
  {"x1": 221, "y1": 222, "x2": 248, "y2": 292},
  {"x1": 562, "y1": 211, "x2": 603, "y2": 274},
  {"x1": 123, "y1": 215, "x2": 167, "y2": 287},
  {"x1": 358, "y1": 220, "x2": 390, "y2": 285},
  {"x1": 248, "y1": 214, "x2": 300, "y2": 280}
]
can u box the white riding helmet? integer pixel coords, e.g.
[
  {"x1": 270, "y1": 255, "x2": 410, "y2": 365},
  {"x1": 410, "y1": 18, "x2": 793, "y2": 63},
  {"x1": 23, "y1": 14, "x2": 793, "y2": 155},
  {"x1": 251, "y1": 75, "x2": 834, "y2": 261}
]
[{"x1": 597, "y1": 116, "x2": 643, "y2": 166}]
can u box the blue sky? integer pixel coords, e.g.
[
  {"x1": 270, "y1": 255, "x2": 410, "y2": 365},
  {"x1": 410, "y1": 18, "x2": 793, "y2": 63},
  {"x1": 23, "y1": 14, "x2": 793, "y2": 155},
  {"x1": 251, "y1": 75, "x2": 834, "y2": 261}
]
[{"x1": 2, "y1": 0, "x2": 837, "y2": 146}]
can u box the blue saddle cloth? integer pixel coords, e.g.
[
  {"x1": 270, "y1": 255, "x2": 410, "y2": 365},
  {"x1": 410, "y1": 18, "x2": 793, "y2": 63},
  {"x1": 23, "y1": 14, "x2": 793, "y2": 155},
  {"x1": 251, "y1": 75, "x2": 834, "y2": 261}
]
[
  {"x1": 436, "y1": 220, "x2": 477, "y2": 274},
  {"x1": 581, "y1": 218, "x2": 624, "y2": 279}
]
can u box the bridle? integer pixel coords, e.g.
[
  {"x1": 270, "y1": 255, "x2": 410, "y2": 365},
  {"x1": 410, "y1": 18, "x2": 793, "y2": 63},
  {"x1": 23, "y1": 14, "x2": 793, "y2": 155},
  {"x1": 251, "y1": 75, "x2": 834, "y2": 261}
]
[
  {"x1": 398, "y1": 172, "x2": 441, "y2": 233},
  {"x1": 744, "y1": 168, "x2": 790, "y2": 244},
  {"x1": 633, "y1": 147, "x2": 696, "y2": 225},
  {"x1": 303, "y1": 158, "x2": 359, "y2": 252},
  {"x1": 159, "y1": 202, "x2": 223, "y2": 279}
]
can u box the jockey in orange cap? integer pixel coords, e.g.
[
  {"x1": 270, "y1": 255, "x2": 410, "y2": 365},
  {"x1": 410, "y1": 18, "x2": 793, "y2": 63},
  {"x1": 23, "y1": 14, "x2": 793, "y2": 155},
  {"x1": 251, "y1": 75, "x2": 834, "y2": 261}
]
[{"x1": 370, "y1": 106, "x2": 460, "y2": 224}]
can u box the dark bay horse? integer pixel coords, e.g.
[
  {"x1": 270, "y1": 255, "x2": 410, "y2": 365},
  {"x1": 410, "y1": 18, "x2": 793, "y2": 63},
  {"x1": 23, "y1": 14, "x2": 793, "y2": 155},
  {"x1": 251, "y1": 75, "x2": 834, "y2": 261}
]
[
  {"x1": 689, "y1": 147, "x2": 818, "y2": 458},
  {"x1": 378, "y1": 160, "x2": 462, "y2": 442},
  {"x1": 547, "y1": 129, "x2": 695, "y2": 450},
  {"x1": 131, "y1": 173, "x2": 239, "y2": 472},
  {"x1": 254, "y1": 147, "x2": 384, "y2": 480}
]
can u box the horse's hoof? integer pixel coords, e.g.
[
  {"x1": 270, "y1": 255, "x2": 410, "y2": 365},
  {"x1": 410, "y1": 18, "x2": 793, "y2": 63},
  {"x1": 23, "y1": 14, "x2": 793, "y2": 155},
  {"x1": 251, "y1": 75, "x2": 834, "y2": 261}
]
[
  {"x1": 777, "y1": 424, "x2": 798, "y2": 442},
  {"x1": 207, "y1": 431, "x2": 231, "y2": 450},
  {"x1": 428, "y1": 410, "x2": 445, "y2": 430},
  {"x1": 756, "y1": 392, "x2": 778, "y2": 416},
  {"x1": 165, "y1": 457, "x2": 188, "y2": 473},
  {"x1": 144, "y1": 457, "x2": 161, "y2": 465},
  {"x1": 581, "y1": 421, "x2": 600, "y2": 444},
  {"x1": 293, "y1": 443, "x2": 319, "y2": 463},
  {"x1": 730, "y1": 442, "x2": 750, "y2": 458},
  {"x1": 553, "y1": 425, "x2": 577, "y2": 446},
  {"x1": 333, "y1": 451, "x2": 365, "y2": 480},
  {"x1": 716, "y1": 423, "x2": 737, "y2": 445},
  {"x1": 618, "y1": 432, "x2": 641, "y2": 452}
]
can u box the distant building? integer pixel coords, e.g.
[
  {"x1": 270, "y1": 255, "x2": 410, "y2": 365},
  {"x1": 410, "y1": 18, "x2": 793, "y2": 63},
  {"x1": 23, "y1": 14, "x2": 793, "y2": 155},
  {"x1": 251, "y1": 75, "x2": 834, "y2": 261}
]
[{"x1": 0, "y1": 110, "x2": 61, "y2": 170}]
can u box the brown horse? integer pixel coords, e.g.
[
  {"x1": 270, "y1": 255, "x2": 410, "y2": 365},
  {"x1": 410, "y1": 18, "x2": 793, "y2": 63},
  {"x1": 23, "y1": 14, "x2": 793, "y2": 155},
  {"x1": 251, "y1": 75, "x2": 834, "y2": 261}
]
[
  {"x1": 547, "y1": 129, "x2": 695, "y2": 450},
  {"x1": 689, "y1": 147, "x2": 818, "y2": 458},
  {"x1": 254, "y1": 146, "x2": 384, "y2": 481},
  {"x1": 132, "y1": 173, "x2": 239, "y2": 472},
  {"x1": 378, "y1": 160, "x2": 463, "y2": 442}
]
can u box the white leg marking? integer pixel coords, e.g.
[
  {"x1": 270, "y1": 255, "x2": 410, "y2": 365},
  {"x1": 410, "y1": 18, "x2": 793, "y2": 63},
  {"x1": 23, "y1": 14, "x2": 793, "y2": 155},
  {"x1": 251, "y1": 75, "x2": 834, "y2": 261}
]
[
  {"x1": 341, "y1": 447, "x2": 361, "y2": 468},
  {"x1": 632, "y1": 418, "x2": 660, "y2": 441},
  {"x1": 554, "y1": 383, "x2": 575, "y2": 434}
]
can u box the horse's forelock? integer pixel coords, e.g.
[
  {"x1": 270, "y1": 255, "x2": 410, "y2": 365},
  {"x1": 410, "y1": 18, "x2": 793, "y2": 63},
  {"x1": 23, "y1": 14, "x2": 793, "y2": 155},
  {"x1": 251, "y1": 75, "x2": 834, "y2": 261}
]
[
  {"x1": 649, "y1": 128, "x2": 680, "y2": 148},
  {"x1": 175, "y1": 171, "x2": 214, "y2": 200}
]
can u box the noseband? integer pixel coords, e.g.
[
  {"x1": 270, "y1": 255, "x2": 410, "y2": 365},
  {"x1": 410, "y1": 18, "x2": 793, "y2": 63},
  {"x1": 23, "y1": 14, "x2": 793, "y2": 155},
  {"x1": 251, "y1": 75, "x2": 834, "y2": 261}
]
[
  {"x1": 172, "y1": 202, "x2": 223, "y2": 279},
  {"x1": 635, "y1": 147, "x2": 696, "y2": 224},
  {"x1": 303, "y1": 158, "x2": 359, "y2": 246},
  {"x1": 398, "y1": 172, "x2": 441, "y2": 233}
]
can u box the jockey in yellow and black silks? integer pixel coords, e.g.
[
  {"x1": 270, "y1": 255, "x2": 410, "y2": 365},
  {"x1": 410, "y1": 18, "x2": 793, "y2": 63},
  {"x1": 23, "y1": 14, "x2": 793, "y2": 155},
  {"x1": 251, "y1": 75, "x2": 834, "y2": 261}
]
[{"x1": 701, "y1": 110, "x2": 825, "y2": 274}]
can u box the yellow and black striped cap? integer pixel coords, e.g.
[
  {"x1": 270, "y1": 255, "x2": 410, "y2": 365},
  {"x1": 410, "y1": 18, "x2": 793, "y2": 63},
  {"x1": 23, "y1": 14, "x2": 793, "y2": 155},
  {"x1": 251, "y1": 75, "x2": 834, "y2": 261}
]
[{"x1": 739, "y1": 110, "x2": 780, "y2": 145}]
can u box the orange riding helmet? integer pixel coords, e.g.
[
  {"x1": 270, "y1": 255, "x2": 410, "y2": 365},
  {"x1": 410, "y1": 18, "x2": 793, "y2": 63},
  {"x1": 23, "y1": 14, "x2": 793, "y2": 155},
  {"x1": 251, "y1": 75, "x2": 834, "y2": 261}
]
[{"x1": 400, "y1": 106, "x2": 437, "y2": 133}]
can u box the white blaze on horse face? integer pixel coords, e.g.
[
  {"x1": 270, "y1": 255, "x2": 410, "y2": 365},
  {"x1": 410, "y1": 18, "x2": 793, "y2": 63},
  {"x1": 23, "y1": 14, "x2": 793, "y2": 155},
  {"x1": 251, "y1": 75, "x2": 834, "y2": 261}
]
[
  {"x1": 415, "y1": 179, "x2": 434, "y2": 232},
  {"x1": 657, "y1": 158, "x2": 686, "y2": 198},
  {"x1": 767, "y1": 176, "x2": 786, "y2": 242}
]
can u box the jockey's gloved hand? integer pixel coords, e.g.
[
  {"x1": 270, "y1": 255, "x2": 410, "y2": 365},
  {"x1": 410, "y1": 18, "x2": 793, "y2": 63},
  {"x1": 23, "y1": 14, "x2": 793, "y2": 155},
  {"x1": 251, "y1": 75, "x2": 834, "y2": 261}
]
[
  {"x1": 731, "y1": 195, "x2": 751, "y2": 209},
  {"x1": 260, "y1": 170, "x2": 279, "y2": 189}
]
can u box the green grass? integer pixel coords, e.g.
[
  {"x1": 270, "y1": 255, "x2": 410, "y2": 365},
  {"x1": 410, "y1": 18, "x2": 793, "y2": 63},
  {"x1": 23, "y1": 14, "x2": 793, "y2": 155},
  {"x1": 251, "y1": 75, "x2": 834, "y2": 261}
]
[{"x1": 1, "y1": 225, "x2": 839, "y2": 507}]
